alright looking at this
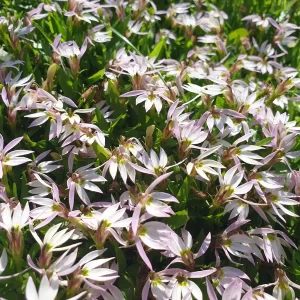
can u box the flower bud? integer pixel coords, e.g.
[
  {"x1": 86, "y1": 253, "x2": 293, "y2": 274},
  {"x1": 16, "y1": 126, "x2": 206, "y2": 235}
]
[
  {"x1": 43, "y1": 63, "x2": 57, "y2": 91},
  {"x1": 38, "y1": 245, "x2": 52, "y2": 268},
  {"x1": 146, "y1": 125, "x2": 155, "y2": 149},
  {"x1": 8, "y1": 228, "x2": 23, "y2": 259}
]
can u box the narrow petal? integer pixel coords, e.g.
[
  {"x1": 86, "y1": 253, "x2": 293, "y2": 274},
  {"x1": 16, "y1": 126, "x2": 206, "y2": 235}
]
[
  {"x1": 145, "y1": 172, "x2": 173, "y2": 194},
  {"x1": 0, "y1": 249, "x2": 7, "y2": 274},
  {"x1": 136, "y1": 238, "x2": 152, "y2": 270},
  {"x1": 25, "y1": 277, "x2": 39, "y2": 300},
  {"x1": 3, "y1": 137, "x2": 23, "y2": 154}
]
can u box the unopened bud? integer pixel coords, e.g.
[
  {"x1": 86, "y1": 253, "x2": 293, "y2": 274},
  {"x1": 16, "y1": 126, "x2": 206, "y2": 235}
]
[
  {"x1": 201, "y1": 94, "x2": 211, "y2": 107},
  {"x1": 38, "y1": 245, "x2": 52, "y2": 268},
  {"x1": 8, "y1": 228, "x2": 23, "y2": 258},
  {"x1": 146, "y1": 125, "x2": 155, "y2": 149},
  {"x1": 44, "y1": 63, "x2": 57, "y2": 91},
  {"x1": 82, "y1": 85, "x2": 97, "y2": 101}
]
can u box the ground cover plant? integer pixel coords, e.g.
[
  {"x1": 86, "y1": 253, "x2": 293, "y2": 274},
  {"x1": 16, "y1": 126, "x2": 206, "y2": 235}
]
[{"x1": 1, "y1": 0, "x2": 300, "y2": 299}]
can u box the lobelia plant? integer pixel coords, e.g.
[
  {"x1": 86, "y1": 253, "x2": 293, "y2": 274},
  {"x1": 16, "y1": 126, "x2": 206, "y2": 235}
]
[{"x1": 1, "y1": 0, "x2": 300, "y2": 299}]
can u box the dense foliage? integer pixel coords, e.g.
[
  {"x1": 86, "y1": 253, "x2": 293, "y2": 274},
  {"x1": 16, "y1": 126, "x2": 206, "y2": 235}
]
[{"x1": 0, "y1": 0, "x2": 300, "y2": 299}]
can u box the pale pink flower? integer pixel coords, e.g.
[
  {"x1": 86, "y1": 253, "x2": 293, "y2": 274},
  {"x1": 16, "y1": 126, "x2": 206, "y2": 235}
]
[
  {"x1": 27, "y1": 248, "x2": 79, "y2": 277},
  {"x1": 133, "y1": 221, "x2": 172, "y2": 270},
  {"x1": 207, "y1": 266, "x2": 250, "y2": 297},
  {"x1": 230, "y1": 133, "x2": 264, "y2": 166},
  {"x1": 272, "y1": 269, "x2": 300, "y2": 300},
  {"x1": 187, "y1": 145, "x2": 225, "y2": 181},
  {"x1": 121, "y1": 89, "x2": 166, "y2": 113},
  {"x1": 164, "y1": 268, "x2": 217, "y2": 300},
  {"x1": 25, "y1": 108, "x2": 64, "y2": 141},
  {"x1": 61, "y1": 108, "x2": 95, "y2": 125},
  {"x1": 29, "y1": 150, "x2": 62, "y2": 175},
  {"x1": 242, "y1": 14, "x2": 272, "y2": 28},
  {"x1": 125, "y1": 172, "x2": 178, "y2": 236},
  {"x1": 74, "y1": 249, "x2": 118, "y2": 288},
  {"x1": 81, "y1": 202, "x2": 131, "y2": 246},
  {"x1": 67, "y1": 163, "x2": 106, "y2": 210},
  {"x1": 174, "y1": 120, "x2": 208, "y2": 158},
  {"x1": 142, "y1": 270, "x2": 170, "y2": 300},
  {"x1": 27, "y1": 182, "x2": 79, "y2": 229},
  {"x1": 26, "y1": 275, "x2": 59, "y2": 300},
  {"x1": 139, "y1": 147, "x2": 185, "y2": 177},
  {"x1": 29, "y1": 223, "x2": 81, "y2": 253},
  {"x1": 162, "y1": 229, "x2": 211, "y2": 270},
  {"x1": 52, "y1": 35, "x2": 88, "y2": 76},
  {"x1": 248, "y1": 227, "x2": 297, "y2": 264},
  {"x1": 225, "y1": 199, "x2": 250, "y2": 221},
  {"x1": 102, "y1": 146, "x2": 136, "y2": 184},
  {"x1": 0, "y1": 202, "x2": 29, "y2": 232},
  {"x1": 0, "y1": 249, "x2": 7, "y2": 275},
  {"x1": 214, "y1": 165, "x2": 254, "y2": 207},
  {"x1": 215, "y1": 220, "x2": 263, "y2": 264},
  {"x1": 0, "y1": 134, "x2": 33, "y2": 178},
  {"x1": 265, "y1": 190, "x2": 299, "y2": 223},
  {"x1": 198, "y1": 106, "x2": 245, "y2": 133}
]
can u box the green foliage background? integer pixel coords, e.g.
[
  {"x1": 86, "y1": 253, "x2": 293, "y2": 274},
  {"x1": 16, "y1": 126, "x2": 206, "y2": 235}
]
[{"x1": 1, "y1": 0, "x2": 300, "y2": 299}]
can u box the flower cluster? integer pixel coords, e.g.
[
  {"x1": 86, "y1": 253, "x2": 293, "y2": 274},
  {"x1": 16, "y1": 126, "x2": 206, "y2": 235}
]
[{"x1": 0, "y1": 0, "x2": 300, "y2": 299}]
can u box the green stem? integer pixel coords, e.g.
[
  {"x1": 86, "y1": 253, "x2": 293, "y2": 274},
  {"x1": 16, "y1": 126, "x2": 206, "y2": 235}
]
[
  {"x1": 1, "y1": 169, "x2": 11, "y2": 197},
  {"x1": 12, "y1": 253, "x2": 23, "y2": 273},
  {"x1": 266, "y1": 93, "x2": 278, "y2": 107}
]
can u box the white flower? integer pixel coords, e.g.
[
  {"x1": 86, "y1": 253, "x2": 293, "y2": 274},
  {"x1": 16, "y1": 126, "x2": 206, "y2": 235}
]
[
  {"x1": 26, "y1": 275, "x2": 59, "y2": 300},
  {"x1": 0, "y1": 134, "x2": 33, "y2": 178},
  {"x1": 82, "y1": 202, "x2": 131, "y2": 246},
  {"x1": 30, "y1": 223, "x2": 81, "y2": 252},
  {"x1": 164, "y1": 269, "x2": 216, "y2": 300},
  {"x1": 76, "y1": 249, "x2": 119, "y2": 288},
  {"x1": 121, "y1": 90, "x2": 164, "y2": 113},
  {"x1": 187, "y1": 145, "x2": 225, "y2": 180},
  {"x1": 102, "y1": 146, "x2": 136, "y2": 184},
  {"x1": 248, "y1": 228, "x2": 297, "y2": 264},
  {"x1": 140, "y1": 147, "x2": 184, "y2": 177},
  {"x1": 0, "y1": 202, "x2": 29, "y2": 232},
  {"x1": 61, "y1": 108, "x2": 95, "y2": 125},
  {"x1": 67, "y1": 163, "x2": 106, "y2": 210}
]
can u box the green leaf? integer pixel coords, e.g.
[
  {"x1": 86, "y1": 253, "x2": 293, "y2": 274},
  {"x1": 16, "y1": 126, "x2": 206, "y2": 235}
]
[
  {"x1": 24, "y1": 52, "x2": 33, "y2": 76},
  {"x1": 57, "y1": 69, "x2": 74, "y2": 98},
  {"x1": 114, "y1": 243, "x2": 126, "y2": 274},
  {"x1": 92, "y1": 143, "x2": 110, "y2": 162},
  {"x1": 149, "y1": 39, "x2": 165, "y2": 59},
  {"x1": 37, "y1": 140, "x2": 47, "y2": 151},
  {"x1": 50, "y1": 14, "x2": 67, "y2": 38},
  {"x1": 228, "y1": 28, "x2": 248, "y2": 41},
  {"x1": 34, "y1": 23, "x2": 52, "y2": 43},
  {"x1": 273, "y1": 162, "x2": 289, "y2": 174},
  {"x1": 165, "y1": 210, "x2": 189, "y2": 229},
  {"x1": 215, "y1": 96, "x2": 225, "y2": 108},
  {"x1": 255, "y1": 137, "x2": 274, "y2": 146},
  {"x1": 23, "y1": 134, "x2": 37, "y2": 147},
  {"x1": 95, "y1": 108, "x2": 109, "y2": 131},
  {"x1": 118, "y1": 273, "x2": 135, "y2": 299},
  {"x1": 175, "y1": 176, "x2": 190, "y2": 210},
  {"x1": 20, "y1": 172, "x2": 28, "y2": 204},
  {"x1": 105, "y1": 80, "x2": 126, "y2": 115},
  {"x1": 12, "y1": 183, "x2": 18, "y2": 200},
  {"x1": 108, "y1": 114, "x2": 126, "y2": 135},
  {"x1": 87, "y1": 68, "x2": 105, "y2": 85}
]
